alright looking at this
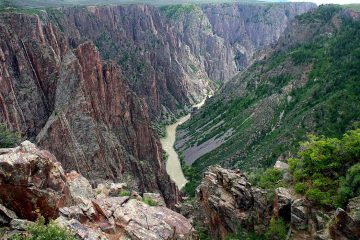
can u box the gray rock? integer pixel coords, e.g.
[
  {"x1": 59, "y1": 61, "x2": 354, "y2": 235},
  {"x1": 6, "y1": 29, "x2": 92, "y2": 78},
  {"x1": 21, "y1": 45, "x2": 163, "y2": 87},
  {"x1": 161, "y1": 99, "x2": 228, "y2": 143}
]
[
  {"x1": 143, "y1": 193, "x2": 166, "y2": 206},
  {"x1": 195, "y1": 166, "x2": 271, "y2": 238},
  {"x1": 10, "y1": 219, "x2": 34, "y2": 231},
  {"x1": 291, "y1": 199, "x2": 309, "y2": 231},
  {"x1": 274, "y1": 187, "x2": 292, "y2": 221},
  {"x1": 274, "y1": 160, "x2": 289, "y2": 170},
  {"x1": 0, "y1": 204, "x2": 17, "y2": 225},
  {"x1": 66, "y1": 171, "x2": 95, "y2": 204}
]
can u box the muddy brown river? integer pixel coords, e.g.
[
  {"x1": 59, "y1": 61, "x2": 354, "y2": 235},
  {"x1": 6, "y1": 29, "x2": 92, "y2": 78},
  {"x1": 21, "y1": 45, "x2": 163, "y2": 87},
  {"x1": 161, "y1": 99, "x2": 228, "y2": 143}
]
[{"x1": 161, "y1": 98, "x2": 207, "y2": 189}]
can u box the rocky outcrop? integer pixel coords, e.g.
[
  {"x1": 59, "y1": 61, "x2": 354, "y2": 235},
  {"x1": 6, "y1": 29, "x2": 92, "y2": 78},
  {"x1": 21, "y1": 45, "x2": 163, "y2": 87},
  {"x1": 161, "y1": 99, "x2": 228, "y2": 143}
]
[
  {"x1": 0, "y1": 142, "x2": 195, "y2": 239},
  {"x1": 328, "y1": 208, "x2": 360, "y2": 240},
  {"x1": 195, "y1": 166, "x2": 271, "y2": 239},
  {"x1": 0, "y1": 12, "x2": 179, "y2": 205},
  {"x1": 195, "y1": 166, "x2": 360, "y2": 240},
  {"x1": 57, "y1": 197, "x2": 195, "y2": 240},
  {"x1": 0, "y1": 141, "x2": 71, "y2": 221}
]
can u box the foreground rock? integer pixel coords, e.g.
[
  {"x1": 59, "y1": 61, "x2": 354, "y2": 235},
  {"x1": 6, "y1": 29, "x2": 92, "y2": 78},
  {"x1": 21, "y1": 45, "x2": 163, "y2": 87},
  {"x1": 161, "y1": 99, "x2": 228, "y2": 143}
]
[
  {"x1": 0, "y1": 141, "x2": 71, "y2": 221},
  {"x1": 0, "y1": 142, "x2": 195, "y2": 239},
  {"x1": 195, "y1": 166, "x2": 271, "y2": 239},
  {"x1": 58, "y1": 197, "x2": 195, "y2": 240},
  {"x1": 0, "y1": 13, "x2": 179, "y2": 206},
  {"x1": 195, "y1": 166, "x2": 360, "y2": 240}
]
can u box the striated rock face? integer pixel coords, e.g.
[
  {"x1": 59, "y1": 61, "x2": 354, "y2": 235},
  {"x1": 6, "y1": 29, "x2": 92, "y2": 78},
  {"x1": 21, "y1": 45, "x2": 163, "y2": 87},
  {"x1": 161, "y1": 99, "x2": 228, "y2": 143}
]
[
  {"x1": 0, "y1": 141, "x2": 71, "y2": 221},
  {"x1": 57, "y1": 3, "x2": 315, "y2": 118},
  {"x1": 195, "y1": 166, "x2": 271, "y2": 239},
  {"x1": 0, "y1": 142, "x2": 195, "y2": 239},
  {"x1": 195, "y1": 166, "x2": 360, "y2": 240},
  {"x1": 0, "y1": 2, "x2": 315, "y2": 205},
  {"x1": 328, "y1": 208, "x2": 360, "y2": 240},
  {"x1": 0, "y1": 13, "x2": 178, "y2": 205}
]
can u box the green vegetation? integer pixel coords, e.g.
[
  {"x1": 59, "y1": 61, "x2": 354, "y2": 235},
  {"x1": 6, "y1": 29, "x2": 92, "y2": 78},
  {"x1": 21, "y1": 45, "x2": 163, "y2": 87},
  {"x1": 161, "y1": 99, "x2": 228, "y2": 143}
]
[
  {"x1": 142, "y1": 197, "x2": 157, "y2": 206},
  {"x1": 0, "y1": 124, "x2": 20, "y2": 148},
  {"x1": 250, "y1": 168, "x2": 285, "y2": 201},
  {"x1": 343, "y1": 4, "x2": 360, "y2": 12},
  {"x1": 296, "y1": 4, "x2": 342, "y2": 23},
  {"x1": 225, "y1": 227, "x2": 264, "y2": 240},
  {"x1": 119, "y1": 189, "x2": 131, "y2": 196},
  {"x1": 179, "y1": 6, "x2": 360, "y2": 197},
  {"x1": 289, "y1": 128, "x2": 360, "y2": 208},
  {"x1": 264, "y1": 218, "x2": 288, "y2": 240},
  {"x1": 10, "y1": 217, "x2": 76, "y2": 240},
  {"x1": 160, "y1": 4, "x2": 198, "y2": 19},
  {"x1": 224, "y1": 221, "x2": 287, "y2": 240}
]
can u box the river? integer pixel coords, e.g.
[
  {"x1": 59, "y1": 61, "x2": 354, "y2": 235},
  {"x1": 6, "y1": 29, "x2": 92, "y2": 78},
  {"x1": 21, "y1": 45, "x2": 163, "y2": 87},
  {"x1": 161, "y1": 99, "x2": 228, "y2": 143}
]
[{"x1": 160, "y1": 98, "x2": 207, "y2": 189}]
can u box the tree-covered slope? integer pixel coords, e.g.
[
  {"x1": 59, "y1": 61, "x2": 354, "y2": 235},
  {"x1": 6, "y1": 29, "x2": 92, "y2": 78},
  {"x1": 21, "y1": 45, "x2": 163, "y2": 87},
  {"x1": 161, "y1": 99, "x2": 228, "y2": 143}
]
[{"x1": 177, "y1": 5, "x2": 360, "y2": 195}]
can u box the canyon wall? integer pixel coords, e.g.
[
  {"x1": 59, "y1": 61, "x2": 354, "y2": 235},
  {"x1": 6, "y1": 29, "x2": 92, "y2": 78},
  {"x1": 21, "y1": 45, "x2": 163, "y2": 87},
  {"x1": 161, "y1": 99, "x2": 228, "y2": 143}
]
[
  {"x1": 0, "y1": 12, "x2": 178, "y2": 206},
  {"x1": 0, "y1": 2, "x2": 314, "y2": 204},
  {"x1": 54, "y1": 2, "x2": 315, "y2": 119}
]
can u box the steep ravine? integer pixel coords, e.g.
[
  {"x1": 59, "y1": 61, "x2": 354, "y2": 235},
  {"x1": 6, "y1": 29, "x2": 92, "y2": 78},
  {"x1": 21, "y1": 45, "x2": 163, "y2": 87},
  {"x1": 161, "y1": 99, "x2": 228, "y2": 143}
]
[
  {"x1": 175, "y1": 6, "x2": 360, "y2": 196},
  {"x1": 55, "y1": 2, "x2": 315, "y2": 119},
  {"x1": 0, "y1": 2, "x2": 315, "y2": 206}
]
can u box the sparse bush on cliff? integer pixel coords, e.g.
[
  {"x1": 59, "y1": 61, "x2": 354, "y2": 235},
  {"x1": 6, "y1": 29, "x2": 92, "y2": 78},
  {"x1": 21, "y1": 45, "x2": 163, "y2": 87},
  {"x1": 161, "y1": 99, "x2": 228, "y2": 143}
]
[
  {"x1": 119, "y1": 189, "x2": 131, "y2": 197},
  {"x1": 264, "y1": 218, "x2": 288, "y2": 240},
  {"x1": 10, "y1": 217, "x2": 76, "y2": 240},
  {"x1": 143, "y1": 197, "x2": 157, "y2": 206},
  {"x1": 0, "y1": 124, "x2": 20, "y2": 148},
  {"x1": 160, "y1": 4, "x2": 197, "y2": 19},
  {"x1": 290, "y1": 128, "x2": 360, "y2": 207},
  {"x1": 250, "y1": 168, "x2": 285, "y2": 201}
]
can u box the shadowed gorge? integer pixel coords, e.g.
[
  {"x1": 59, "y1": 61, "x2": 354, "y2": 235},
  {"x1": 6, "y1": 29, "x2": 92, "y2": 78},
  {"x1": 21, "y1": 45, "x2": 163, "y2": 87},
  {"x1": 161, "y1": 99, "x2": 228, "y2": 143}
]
[{"x1": 0, "y1": 1, "x2": 359, "y2": 240}]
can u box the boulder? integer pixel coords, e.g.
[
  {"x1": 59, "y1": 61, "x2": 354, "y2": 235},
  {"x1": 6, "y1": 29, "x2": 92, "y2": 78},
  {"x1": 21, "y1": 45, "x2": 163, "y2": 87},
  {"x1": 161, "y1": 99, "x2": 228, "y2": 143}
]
[
  {"x1": 10, "y1": 219, "x2": 34, "y2": 231},
  {"x1": 274, "y1": 187, "x2": 292, "y2": 221},
  {"x1": 312, "y1": 210, "x2": 330, "y2": 231},
  {"x1": 291, "y1": 198, "x2": 310, "y2": 231},
  {"x1": 0, "y1": 141, "x2": 71, "y2": 221},
  {"x1": 195, "y1": 166, "x2": 271, "y2": 239},
  {"x1": 329, "y1": 208, "x2": 360, "y2": 240},
  {"x1": 0, "y1": 204, "x2": 17, "y2": 226},
  {"x1": 56, "y1": 217, "x2": 109, "y2": 240},
  {"x1": 66, "y1": 171, "x2": 95, "y2": 204},
  {"x1": 347, "y1": 196, "x2": 360, "y2": 220},
  {"x1": 115, "y1": 199, "x2": 195, "y2": 240},
  {"x1": 274, "y1": 160, "x2": 289, "y2": 170},
  {"x1": 95, "y1": 182, "x2": 127, "y2": 198},
  {"x1": 58, "y1": 197, "x2": 195, "y2": 240}
]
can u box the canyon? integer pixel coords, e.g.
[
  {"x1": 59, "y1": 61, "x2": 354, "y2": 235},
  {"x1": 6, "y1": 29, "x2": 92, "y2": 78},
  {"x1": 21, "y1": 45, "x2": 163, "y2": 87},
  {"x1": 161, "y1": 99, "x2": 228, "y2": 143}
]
[
  {"x1": 1, "y1": 1, "x2": 359, "y2": 240},
  {"x1": 0, "y1": 1, "x2": 314, "y2": 202}
]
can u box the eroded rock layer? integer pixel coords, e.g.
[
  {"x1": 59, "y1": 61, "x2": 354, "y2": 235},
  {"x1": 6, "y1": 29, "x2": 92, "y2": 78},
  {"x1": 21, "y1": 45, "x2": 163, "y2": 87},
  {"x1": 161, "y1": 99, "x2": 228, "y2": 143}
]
[{"x1": 0, "y1": 13, "x2": 178, "y2": 205}]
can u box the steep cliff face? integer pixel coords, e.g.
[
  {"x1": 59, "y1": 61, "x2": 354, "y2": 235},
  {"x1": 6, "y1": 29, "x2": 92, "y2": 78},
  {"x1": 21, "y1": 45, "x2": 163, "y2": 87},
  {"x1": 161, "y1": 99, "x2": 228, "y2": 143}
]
[
  {"x1": 0, "y1": 12, "x2": 179, "y2": 206},
  {"x1": 195, "y1": 166, "x2": 360, "y2": 240},
  {"x1": 177, "y1": 6, "x2": 360, "y2": 192},
  {"x1": 49, "y1": 2, "x2": 315, "y2": 119},
  {"x1": 0, "y1": 2, "x2": 315, "y2": 205}
]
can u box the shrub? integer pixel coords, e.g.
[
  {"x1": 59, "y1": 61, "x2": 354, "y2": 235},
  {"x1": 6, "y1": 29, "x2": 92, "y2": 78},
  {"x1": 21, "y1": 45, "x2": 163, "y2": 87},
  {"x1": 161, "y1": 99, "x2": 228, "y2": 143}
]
[
  {"x1": 142, "y1": 197, "x2": 157, "y2": 206},
  {"x1": 336, "y1": 163, "x2": 360, "y2": 206},
  {"x1": 265, "y1": 218, "x2": 288, "y2": 240},
  {"x1": 257, "y1": 169, "x2": 284, "y2": 190},
  {"x1": 225, "y1": 226, "x2": 264, "y2": 240},
  {"x1": 119, "y1": 190, "x2": 131, "y2": 197},
  {"x1": 0, "y1": 124, "x2": 20, "y2": 148},
  {"x1": 290, "y1": 128, "x2": 360, "y2": 207},
  {"x1": 10, "y1": 217, "x2": 76, "y2": 240},
  {"x1": 294, "y1": 182, "x2": 307, "y2": 194}
]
